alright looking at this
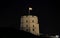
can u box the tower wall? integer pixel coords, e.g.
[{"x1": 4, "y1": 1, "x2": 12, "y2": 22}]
[{"x1": 20, "y1": 15, "x2": 40, "y2": 36}]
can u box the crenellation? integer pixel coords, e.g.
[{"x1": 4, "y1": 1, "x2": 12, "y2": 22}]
[{"x1": 20, "y1": 15, "x2": 40, "y2": 36}]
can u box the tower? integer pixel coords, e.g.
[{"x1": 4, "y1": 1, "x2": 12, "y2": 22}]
[{"x1": 20, "y1": 7, "x2": 40, "y2": 36}]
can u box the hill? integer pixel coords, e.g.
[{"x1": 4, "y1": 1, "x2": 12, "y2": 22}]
[
  {"x1": 0, "y1": 27, "x2": 39, "y2": 38},
  {"x1": 0, "y1": 27, "x2": 50, "y2": 38}
]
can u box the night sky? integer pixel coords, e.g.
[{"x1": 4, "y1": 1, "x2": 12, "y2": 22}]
[{"x1": 0, "y1": 0, "x2": 58, "y2": 34}]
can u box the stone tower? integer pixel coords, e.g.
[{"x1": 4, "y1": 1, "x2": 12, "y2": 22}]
[{"x1": 20, "y1": 7, "x2": 40, "y2": 36}]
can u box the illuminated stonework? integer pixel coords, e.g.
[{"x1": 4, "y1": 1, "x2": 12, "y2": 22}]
[{"x1": 20, "y1": 15, "x2": 40, "y2": 36}]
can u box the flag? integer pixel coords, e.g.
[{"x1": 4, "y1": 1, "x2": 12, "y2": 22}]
[{"x1": 29, "y1": 7, "x2": 32, "y2": 10}]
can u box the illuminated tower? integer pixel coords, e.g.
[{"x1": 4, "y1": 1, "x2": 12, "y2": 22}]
[{"x1": 20, "y1": 7, "x2": 40, "y2": 36}]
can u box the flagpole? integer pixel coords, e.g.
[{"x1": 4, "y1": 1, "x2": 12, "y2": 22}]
[{"x1": 28, "y1": 7, "x2": 32, "y2": 32}]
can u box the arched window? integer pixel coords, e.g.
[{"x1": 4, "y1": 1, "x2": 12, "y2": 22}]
[
  {"x1": 33, "y1": 25, "x2": 34, "y2": 27},
  {"x1": 32, "y1": 20, "x2": 34, "y2": 22},
  {"x1": 26, "y1": 29, "x2": 28, "y2": 31},
  {"x1": 33, "y1": 29, "x2": 34, "y2": 31},
  {"x1": 26, "y1": 25, "x2": 28, "y2": 27},
  {"x1": 26, "y1": 20, "x2": 28, "y2": 22}
]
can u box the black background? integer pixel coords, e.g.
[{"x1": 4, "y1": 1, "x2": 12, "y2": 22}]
[{"x1": 0, "y1": 0, "x2": 58, "y2": 35}]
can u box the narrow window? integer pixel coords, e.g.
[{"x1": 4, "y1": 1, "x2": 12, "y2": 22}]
[
  {"x1": 33, "y1": 25, "x2": 34, "y2": 27},
  {"x1": 26, "y1": 20, "x2": 28, "y2": 22},
  {"x1": 26, "y1": 29, "x2": 28, "y2": 31},
  {"x1": 33, "y1": 29, "x2": 34, "y2": 31},
  {"x1": 26, "y1": 25, "x2": 28, "y2": 27},
  {"x1": 32, "y1": 20, "x2": 34, "y2": 22}
]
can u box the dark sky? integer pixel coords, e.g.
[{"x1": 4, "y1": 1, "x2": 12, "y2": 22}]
[{"x1": 0, "y1": 0, "x2": 58, "y2": 34}]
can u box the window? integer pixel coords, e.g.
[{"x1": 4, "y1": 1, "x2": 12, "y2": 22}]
[
  {"x1": 33, "y1": 29, "x2": 34, "y2": 31},
  {"x1": 32, "y1": 20, "x2": 34, "y2": 22},
  {"x1": 33, "y1": 25, "x2": 34, "y2": 27},
  {"x1": 26, "y1": 25, "x2": 28, "y2": 27},
  {"x1": 26, "y1": 29, "x2": 28, "y2": 31},
  {"x1": 26, "y1": 20, "x2": 28, "y2": 22}
]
